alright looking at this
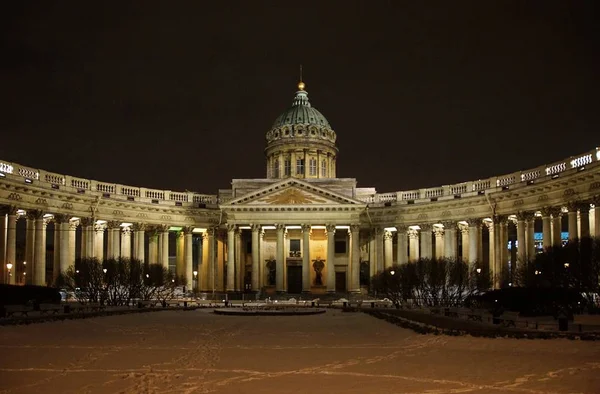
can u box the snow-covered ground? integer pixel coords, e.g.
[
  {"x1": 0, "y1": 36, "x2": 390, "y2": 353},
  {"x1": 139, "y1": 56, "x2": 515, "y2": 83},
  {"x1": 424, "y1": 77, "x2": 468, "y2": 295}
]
[{"x1": 0, "y1": 310, "x2": 599, "y2": 393}]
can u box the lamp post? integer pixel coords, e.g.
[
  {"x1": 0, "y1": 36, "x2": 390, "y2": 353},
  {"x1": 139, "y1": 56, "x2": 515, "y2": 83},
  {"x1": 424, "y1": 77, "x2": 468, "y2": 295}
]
[
  {"x1": 193, "y1": 270, "x2": 198, "y2": 292},
  {"x1": 6, "y1": 263, "x2": 13, "y2": 284}
]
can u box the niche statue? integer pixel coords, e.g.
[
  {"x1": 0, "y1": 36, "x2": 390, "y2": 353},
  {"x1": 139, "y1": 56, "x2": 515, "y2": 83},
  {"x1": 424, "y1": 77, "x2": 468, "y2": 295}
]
[
  {"x1": 266, "y1": 259, "x2": 276, "y2": 286},
  {"x1": 312, "y1": 259, "x2": 325, "y2": 286}
]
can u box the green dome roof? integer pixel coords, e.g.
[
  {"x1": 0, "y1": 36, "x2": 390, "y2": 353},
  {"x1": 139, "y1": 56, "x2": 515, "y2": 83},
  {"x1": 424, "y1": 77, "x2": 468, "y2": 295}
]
[{"x1": 271, "y1": 88, "x2": 331, "y2": 129}]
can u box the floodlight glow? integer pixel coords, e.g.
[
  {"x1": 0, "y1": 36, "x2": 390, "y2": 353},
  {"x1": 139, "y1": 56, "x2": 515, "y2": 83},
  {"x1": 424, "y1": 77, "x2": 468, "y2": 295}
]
[
  {"x1": 286, "y1": 225, "x2": 301, "y2": 229},
  {"x1": 95, "y1": 219, "x2": 107, "y2": 225},
  {"x1": 120, "y1": 222, "x2": 133, "y2": 227},
  {"x1": 336, "y1": 225, "x2": 350, "y2": 230},
  {"x1": 43, "y1": 214, "x2": 53, "y2": 219},
  {"x1": 311, "y1": 225, "x2": 326, "y2": 229},
  {"x1": 262, "y1": 225, "x2": 276, "y2": 230},
  {"x1": 384, "y1": 227, "x2": 396, "y2": 232},
  {"x1": 169, "y1": 226, "x2": 182, "y2": 231},
  {"x1": 408, "y1": 225, "x2": 420, "y2": 230},
  {"x1": 238, "y1": 226, "x2": 251, "y2": 230},
  {"x1": 192, "y1": 228, "x2": 207, "y2": 233}
]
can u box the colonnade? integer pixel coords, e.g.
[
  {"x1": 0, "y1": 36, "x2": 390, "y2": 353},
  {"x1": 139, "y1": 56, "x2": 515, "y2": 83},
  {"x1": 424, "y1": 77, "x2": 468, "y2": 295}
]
[{"x1": 372, "y1": 202, "x2": 599, "y2": 287}]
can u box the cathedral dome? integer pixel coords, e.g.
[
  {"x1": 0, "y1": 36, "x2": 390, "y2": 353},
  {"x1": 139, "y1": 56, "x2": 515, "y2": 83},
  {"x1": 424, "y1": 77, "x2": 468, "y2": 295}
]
[
  {"x1": 264, "y1": 81, "x2": 338, "y2": 180},
  {"x1": 271, "y1": 85, "x2": 331, "y2": 129}
]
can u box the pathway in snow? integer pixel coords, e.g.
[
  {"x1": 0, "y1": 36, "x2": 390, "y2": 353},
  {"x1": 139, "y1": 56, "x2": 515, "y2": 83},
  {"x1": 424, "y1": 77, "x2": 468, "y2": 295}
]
[{"x1": 0, "y1": 310, "x2": 598, "y2": 393}]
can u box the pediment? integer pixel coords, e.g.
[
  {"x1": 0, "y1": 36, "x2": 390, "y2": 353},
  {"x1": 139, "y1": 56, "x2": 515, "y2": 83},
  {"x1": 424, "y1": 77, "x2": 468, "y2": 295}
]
[{"x1": 223, "y1": 179, "x2": 365, "y2": 206}]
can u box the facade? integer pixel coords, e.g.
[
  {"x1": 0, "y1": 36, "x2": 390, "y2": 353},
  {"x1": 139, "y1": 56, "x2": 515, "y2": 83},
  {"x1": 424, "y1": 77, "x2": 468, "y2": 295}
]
[{"x1": 1, "y1": 81, "x2": 599, "y2": 294}]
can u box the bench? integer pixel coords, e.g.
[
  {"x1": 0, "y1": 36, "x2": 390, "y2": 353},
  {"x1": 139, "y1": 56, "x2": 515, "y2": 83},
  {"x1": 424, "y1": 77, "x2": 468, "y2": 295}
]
[
  {"x1": 39, "y1": 303, "x2": 61, "y2": 315},
  {"x1": 4, "y1": 305, "x2": 34, "y2": 317}
]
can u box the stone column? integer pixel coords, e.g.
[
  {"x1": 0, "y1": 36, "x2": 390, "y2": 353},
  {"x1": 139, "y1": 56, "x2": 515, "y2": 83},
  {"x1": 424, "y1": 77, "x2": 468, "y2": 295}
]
[
  {"x1": 442, "y1": 221, "x2": 457, "y2": 259},
  {"x1": 121, "y1": 225, "x2": 132, "y2": 259},
  {"x1": 94, "y1": 222, "x2": 106, "y2": 262},
  {"x1": 148, "y1": 227, "x2": 158, "y2": 265},
  {"x1": 133, "y1": 223, "x2": 146, "y2": 262},
  {"x1": 235, "y1": 228, "x2": 242, "y2": 291},
  {"x1": 252, "y1": 224, "x2": 261, "y2": 292},
  {"x1": 467, "y1": 219, "x2": 480, "y2": 265},
  {"x1": 68, "y1": 220, "x2": 77, "y2": 268},
  {"x1": 106, "y1": 221, "x2": 120, "y2": 259},
  {"x1": 375, "y1": 227, "x2": 384, "y2": 272},
  {"x1": 408, "y1": 228, "x2": 419, "y2": 262},
  {"x1": 516, "y1": 212, "x2": 527, "y2": 264},
  {"x1": 53, "y1": 217, "x2": 61, "y2": 284},
  {"x1": 6, "y1": 208, "x2": 17, "y2": 285},
  {"x1": 301, "y1": 224, "x2": 311, "y2": 293},
  {"x1": 419, "y1": 224, "x2": 433, "y2": 259},
  {"x1": 0, "y1": 209, "x2": 6, "y2": 284},
  {"x1": 567, "y1": 203, "x2": 578, "y2": 241},
  {"x1": 396, "y1": 225, "x2": 408, "y2": 264},
  {"x1": 160, "y1": 225, "x2": 169, "y2": 269},
  {"x1": 25, "y1": 212, "x2": 36, "y2": 283},
  {"x1": 53, "y1": 214, "x2": 67, "y2": 283},
  {"x1": 59, "y1": 220, "x2": 70, "y2": 276},
  {"x1": 85, "y1": 219, "x2": 94, "y2": 258},
  {"x1": 459, "y1": 224, "x2": 469, "y2": 262},
  {"x1": 350, "y1": 224, "x2": 361, "y2": 293},
  {"x1": 326, "y1": 224, "x2": 336, "y2": 292},
  {"x1": 433, "y1": 226, "x2": 444, "y2": 259},
  {"x1": 541, "y1": 207, "x2": 553, "y2": 250},
  {"x1": 176, "y1": 231, "x2": 184, "y2": 277},
  {"x1": 275, "y1": 224, "x2": 285, "y2": 292},
  {"x1": 226, "y1": 224, "x2": 236, "y2": 292},
  {"x1": 184, "y1": 227, "x2": 193, "y2": 290},
  {"x1": 207, "y1": 228, "x2": 217, "y2": 291},
  {"x1": 579, "y1": 203, "x2": 590, "y2": 239},
  {"x1": 485, "y1": 221, "x2": 495, "y2": 285},
  {"x1": 525, "y1": 214, "x2": 536, "y2": 261},
  {"x1": 498, "y1": 215, "x2": 509, "y2": 286},
  {"x1": 33, "y1": 211, "x2": 46, "y2": 286},
  {"x1": 551, "y1": 208, "x2": 563, "y2": 246},
  {"x1": 594, "y1": 197, "x2": 600, "y2": 238},
  {"x1": 383, "y1": 229, "x2": 393, "y2": 268}
]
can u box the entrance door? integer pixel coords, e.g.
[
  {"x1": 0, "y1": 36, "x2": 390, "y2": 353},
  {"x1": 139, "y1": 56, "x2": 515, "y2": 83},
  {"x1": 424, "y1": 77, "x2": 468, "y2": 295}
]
[
  {"x1": 287, "y1": 266, "x2": 302, "y2": 294},
  {"x1": 335, "y1": 272, "x2": 346, "y2": 293}
]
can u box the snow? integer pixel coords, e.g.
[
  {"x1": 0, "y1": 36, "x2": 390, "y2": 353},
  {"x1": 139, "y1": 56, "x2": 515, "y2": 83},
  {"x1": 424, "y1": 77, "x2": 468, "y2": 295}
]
[{"x1": 0, "y1": 310, "x2": 599, "y2": 393}]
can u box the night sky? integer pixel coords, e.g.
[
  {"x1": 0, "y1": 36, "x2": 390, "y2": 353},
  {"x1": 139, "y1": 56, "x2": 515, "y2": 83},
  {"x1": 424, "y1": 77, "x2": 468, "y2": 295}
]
[{"x1": 1, "y1": 1, "x2": 598, "y2": 195}]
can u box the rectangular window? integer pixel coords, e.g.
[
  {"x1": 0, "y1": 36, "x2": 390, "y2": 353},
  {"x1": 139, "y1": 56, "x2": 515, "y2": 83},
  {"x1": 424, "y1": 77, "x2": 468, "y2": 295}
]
[
  {"x1": 284, "y1": 159, "x2": 291, "y2": 176},
  {"x1": 321, "y1": 160, "x2": 327, "y2": 177},
  {"x1": 309, "y1": 158, "x2": 317, "y2": 176},
  {"x1": 296, "y1": 159, "x2": 304, "y2": 175},
  {"x1": 273, "y1": 160, "x2": 279, "y2": 178}
]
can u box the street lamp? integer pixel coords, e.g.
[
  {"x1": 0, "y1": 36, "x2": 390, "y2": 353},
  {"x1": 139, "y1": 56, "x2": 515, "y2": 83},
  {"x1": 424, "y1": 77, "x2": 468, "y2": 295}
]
[
  {"x1": 390, "y1": 270, "x2": 395, "y2": 276},
  {"x1": 103, "y1": 268, "x2": 107, "y2": 274},
  {"x1": 476, "y1": 268, "x2": 482, "y2": 274},
  {"x1": 564, "y1": 262, "x2": 570, "y2": 268},
  {"x1": 6, "y1": 263, "x2": 13, "y2": 282}
]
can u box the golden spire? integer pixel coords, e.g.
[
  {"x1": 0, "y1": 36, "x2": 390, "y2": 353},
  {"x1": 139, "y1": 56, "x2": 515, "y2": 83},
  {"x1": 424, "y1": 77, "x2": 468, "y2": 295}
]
[{"x1": 298, "y1": 64, "x2": 305, "y2": 91}]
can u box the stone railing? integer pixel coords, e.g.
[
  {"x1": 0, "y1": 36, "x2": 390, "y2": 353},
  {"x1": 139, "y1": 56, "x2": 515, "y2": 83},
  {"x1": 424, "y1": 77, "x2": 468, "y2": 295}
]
[
  {"x1": 0, "y1": 160, "x2": 218, "y2": 207},
  {"x1": 358, "y1": 147, "x2": 600, "y2": 204},
  {"x1": 1, "y1": 147, "x2": 598, "y2": 208}
]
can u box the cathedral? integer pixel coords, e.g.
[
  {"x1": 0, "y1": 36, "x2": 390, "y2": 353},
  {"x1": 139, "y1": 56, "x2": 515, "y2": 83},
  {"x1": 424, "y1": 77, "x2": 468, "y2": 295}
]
[{"x1": 0, "y1": 80, "x2": 599, "y2": 295}]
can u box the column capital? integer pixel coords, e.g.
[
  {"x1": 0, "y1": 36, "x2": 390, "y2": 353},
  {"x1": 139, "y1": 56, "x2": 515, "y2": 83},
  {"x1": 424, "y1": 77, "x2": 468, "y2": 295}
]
[
  {"x1": 459, "y1": 224, "x2": 469, "y2": 234},
  {"x1": 420, "y1": 223, "x2": 433, "y2": 232},
  {"x1": 540, "y1": 206, "x2": 556, "y2": 218},
  {"x1": 107, "y1": 220, "x2": 121, "y2": 229},
  {"x1": 325, "y1": 224, "x2": 336, "y2": 233},
  {"x1": 395, "y1": 224, "x2": 408, "y2": 233},
  {"x1": 484, "y1": 220, "x2": 494, "y2": 230},
  {"x1": 80, "y1": 217, "x2": 94, "y2": 226},
  {"x1": 466, "y1": 218, "x2": 482, "y2": 227},
  {"x1": 566, "y1": 201, "x2": 580, "y2": 213},
  {"x1": 578, "y1": 203, "x2": 591, "y2": 214},
  {"x1": 350, "y1": 224, "x2": 360, "y2": 233},
  {"x1": 433, "y1": 227, "x2": 444, "y2": 237},
  {"x1": 275, "y1": 223, "x2": 286, "y2": 232},
  {"x1": 159, "y1": 224, "x2": 170, "y2": 233},
  {"x1": 183, "y1": 226, "x2": 194, "y2": 234},
  {"x1": 132, "y1": 223, "x2": 146, "y2": 232},
  {"x1": 69, "y1": 220, "x2": 78, "y2": 230},
  {"x1": 206, "y1": 227, "x2": 217, "y2": 236},
  {"x1": 251, "y1": 224, "x2": 262, "y2": 232},
  {"x1": 441, "y1": 220, "x2": 456, "y2": 229},
  {"x1": 53, "y1": 213, "x2": 69, "y2": 224},
  {"x1": 301, "y1": 224, "x2": 311, "y2": 232},
  {"x1": 516, "y1": 211, "x2": 535, "y2": 221},
  {"x1": 407, "y1": 228, "x2": 419, "y2": 239},
  {"x1": 27, "y1": 209, "x2": 44, "y2": 221},
  {"x1": 383, "y1": 230, "x2": 393, "y2": 240},
  {"x1": 493, "y1": 214, "x2": 508, "y2": 224},
  {"x1": 226, "y1": 224, "x2": 236, "y2": 232},
  {"x1": 94, "y1": 222, "x2": 106, "y2": 232},
  {"x1": 121, "y1": 226, "x2": 132, "y2": 235}
]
